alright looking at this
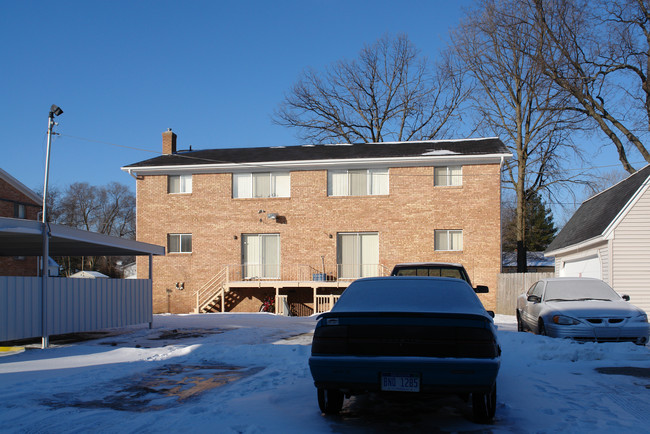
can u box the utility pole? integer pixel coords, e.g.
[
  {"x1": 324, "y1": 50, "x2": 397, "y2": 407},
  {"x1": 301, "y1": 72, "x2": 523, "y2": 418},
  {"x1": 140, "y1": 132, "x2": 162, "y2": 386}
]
[{"x1": 41, "y1": 104, "x2": 63, "y2": 349}]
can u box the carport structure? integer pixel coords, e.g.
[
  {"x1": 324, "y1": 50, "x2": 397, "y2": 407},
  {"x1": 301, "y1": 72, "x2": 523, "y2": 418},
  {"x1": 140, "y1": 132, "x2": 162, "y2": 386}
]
[{"x1": 0, "y1": 217, "x2": 165, "y2": 347}]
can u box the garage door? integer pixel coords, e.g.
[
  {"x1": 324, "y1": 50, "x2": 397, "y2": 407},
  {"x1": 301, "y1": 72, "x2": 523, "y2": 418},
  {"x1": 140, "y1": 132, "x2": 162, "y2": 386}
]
[{"x1": 560, "y1": 256, "x2": 601, "y2": 279}]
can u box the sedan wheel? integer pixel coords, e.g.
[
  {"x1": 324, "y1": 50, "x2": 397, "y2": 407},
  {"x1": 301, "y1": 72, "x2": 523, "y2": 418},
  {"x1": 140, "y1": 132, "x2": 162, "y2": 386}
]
[
  {"x1": 516, "y1": 311, "x2": 524, "y2": 332},
  {"x1": 538, "y1": 320, "x2": 547, "y2": 336},
  {"x1": 472, "y1": 383, "x2": 497, "y2": 423},
  {"x1": 317, "y1": 388, "x2": 344, "y2": 414}
]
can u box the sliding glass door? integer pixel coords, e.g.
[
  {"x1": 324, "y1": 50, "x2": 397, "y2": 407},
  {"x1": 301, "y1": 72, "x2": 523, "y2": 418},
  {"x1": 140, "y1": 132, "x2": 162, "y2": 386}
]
[
  {"x1": 337, "y1": 232, "x2": 379, "y2": 279},
  {"x1": 242, "y1": 234, "x2": 280, "y2": 279}
]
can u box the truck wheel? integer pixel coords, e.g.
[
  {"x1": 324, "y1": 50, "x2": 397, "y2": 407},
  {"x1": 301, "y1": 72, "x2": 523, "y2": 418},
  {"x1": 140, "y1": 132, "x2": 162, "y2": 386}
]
[{"x1": 317, "y1": 388, "x2": 343, "y2": 414}]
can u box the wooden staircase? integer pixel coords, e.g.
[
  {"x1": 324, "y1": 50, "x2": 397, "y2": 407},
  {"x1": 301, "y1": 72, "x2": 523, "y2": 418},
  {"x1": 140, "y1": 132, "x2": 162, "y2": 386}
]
[{"x1": 195, "y1": 268, "x2": 227, "y2": 313}]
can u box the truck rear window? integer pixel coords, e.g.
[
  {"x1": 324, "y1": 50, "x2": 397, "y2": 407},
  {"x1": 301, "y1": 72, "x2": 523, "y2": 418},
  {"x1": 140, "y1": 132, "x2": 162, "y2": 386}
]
[{"x1": 393, "y1": 267, "x2": 465, "y2": 280}]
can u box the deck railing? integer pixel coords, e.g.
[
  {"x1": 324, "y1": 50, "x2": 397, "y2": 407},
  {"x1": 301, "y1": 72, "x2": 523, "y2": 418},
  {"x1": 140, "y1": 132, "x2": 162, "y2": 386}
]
[
  {"x1": 221, "y1": 263, "x2": 390, "y2": 283},
  {"x1": 315, "y1": 294, "x2": 341, "y2": 313}
]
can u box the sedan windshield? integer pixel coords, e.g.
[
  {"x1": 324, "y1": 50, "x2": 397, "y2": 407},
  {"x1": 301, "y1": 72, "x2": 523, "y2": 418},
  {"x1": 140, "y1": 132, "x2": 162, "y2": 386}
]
[{"x1": 543, "y1": 280, "x2": 620, "y2": 302}]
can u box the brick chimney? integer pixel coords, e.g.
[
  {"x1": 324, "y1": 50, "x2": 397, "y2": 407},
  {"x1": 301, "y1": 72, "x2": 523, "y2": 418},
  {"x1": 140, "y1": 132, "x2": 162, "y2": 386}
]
[{"x1": 162, "y1": 128, "x2": 177, "y2": 154}]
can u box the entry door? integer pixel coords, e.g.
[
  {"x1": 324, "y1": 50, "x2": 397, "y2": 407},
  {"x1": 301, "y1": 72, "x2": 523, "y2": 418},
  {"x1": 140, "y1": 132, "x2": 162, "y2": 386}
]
[{"x1": 242, "y1": 234, "x2": 280, "y2": 279}]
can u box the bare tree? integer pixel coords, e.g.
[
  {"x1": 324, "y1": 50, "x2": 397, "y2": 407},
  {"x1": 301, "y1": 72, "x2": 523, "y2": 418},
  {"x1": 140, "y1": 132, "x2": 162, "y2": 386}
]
[
  {"x1": 49, "y1": 182, "x2": 135, "y2": 276},
  {"x1": 531, "y1": 0, "x2": 650, "y2": 173},
  {"x1": 274, "y1": 34, "x2": 468, "y2": 143},
  {"x1": 452, "y1": 0, "x2": 587, "y2": 271}
]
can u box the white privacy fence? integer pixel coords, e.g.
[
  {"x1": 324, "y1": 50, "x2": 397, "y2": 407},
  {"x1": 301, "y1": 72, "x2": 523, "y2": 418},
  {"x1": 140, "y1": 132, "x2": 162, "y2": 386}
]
[{"x1": 0, "y1": 276, "x2": 152, "y2": 342}]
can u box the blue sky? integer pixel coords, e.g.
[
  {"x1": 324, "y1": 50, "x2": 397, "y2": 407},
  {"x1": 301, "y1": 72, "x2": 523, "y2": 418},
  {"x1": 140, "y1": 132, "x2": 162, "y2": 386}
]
[
  {"x1": 2, "y1": 0, "x2": 472, "y2": 192},
  {"x1": 3, "y1": 0, "x2": 644, "y2": 222}
]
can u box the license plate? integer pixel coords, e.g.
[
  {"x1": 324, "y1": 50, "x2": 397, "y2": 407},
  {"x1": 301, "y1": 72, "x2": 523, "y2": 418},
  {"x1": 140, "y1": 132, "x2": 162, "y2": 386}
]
[{"x1": 381, "y1": 373, "x2": 420, "y2": 392}]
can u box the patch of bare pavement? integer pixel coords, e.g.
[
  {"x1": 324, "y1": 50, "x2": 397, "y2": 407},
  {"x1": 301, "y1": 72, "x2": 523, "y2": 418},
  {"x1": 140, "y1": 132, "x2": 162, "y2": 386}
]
[{"x1": 42, "y1": 364, "x2": 264, "y2": 412}]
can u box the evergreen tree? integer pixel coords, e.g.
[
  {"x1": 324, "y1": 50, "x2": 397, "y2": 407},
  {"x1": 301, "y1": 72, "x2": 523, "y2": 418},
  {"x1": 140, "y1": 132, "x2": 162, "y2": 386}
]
[
  {"x1": 525, "y1": 191, "x2": 557, "y2": 251},
  {"x1": 502, "y1": 191, "x2": 557, "y2": 253}
]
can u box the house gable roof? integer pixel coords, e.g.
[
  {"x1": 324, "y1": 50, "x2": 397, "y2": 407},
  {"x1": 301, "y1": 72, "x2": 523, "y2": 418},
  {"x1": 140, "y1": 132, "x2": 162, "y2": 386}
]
[
  {"x1": 546, "y1": 164, "x2": 650, "y2": 254},
  {"x1": 0, "y1": 168, "x2": 41, "y2": 205},
  {"x1": 123, "y1": 137, "x2": 510, "y2": 171}
]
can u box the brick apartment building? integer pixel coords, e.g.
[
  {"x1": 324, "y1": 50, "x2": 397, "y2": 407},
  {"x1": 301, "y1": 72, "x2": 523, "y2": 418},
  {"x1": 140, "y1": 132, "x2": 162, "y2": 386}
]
[
  {"x1": 123, "y1": 130, "x2": 510, "y2": 314},
  {"x1": 0, "y1": 168, "x2": 42, "y2": 276}
]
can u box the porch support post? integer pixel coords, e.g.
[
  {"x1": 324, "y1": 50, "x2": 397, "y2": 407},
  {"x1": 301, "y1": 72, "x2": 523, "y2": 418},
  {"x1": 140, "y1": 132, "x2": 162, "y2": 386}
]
[
  {"x1": 275, "y1": 287, "x2": 279, "y2": 314},
  {"x1": 148, "y1": 254, "x2": 153, "y2": 329},
  {"x1": 313, "y1": 287, "x2": 317, "y2": 314}
]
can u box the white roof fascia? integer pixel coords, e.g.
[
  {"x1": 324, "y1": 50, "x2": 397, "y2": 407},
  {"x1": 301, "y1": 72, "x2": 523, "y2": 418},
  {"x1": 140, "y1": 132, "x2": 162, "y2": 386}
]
[
  {"x1": 121, "y1": 153, "x2": 512, "y2": 176},
  {"x1": 601, "y1": 174, "x2": 650, "y2": 240},
  {"x1": 0, "y1": 168, "x2": 42, "y2": 204},
  {"x1": 544, "y1": 235, "x2": 607, "y2": 258}
]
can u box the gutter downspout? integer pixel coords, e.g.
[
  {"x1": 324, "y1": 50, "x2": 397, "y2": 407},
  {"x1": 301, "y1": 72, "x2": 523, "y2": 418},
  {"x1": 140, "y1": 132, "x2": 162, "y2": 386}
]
[{"x1": 125, "y1": 168, "x2": 138, "y2": 180}]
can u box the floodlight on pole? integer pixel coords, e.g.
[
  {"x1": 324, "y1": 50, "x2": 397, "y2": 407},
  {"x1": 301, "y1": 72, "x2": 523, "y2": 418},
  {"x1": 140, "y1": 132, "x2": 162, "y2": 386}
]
[{"x1": 41, "y1": 104, "x2": 63, "y2": 349}]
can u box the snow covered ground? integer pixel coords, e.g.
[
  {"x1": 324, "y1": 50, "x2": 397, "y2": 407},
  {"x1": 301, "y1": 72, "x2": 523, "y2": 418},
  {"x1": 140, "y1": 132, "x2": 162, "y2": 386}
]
[{"x1": 1, "y1": 313, "x2": 649, "y2": 433}]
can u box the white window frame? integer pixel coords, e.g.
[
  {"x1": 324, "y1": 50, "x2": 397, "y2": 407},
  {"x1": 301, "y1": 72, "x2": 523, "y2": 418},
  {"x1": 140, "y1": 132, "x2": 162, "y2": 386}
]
[
  {"x1": 434, "y1": 230, "x2": 463, "y2": 251},
  {"x1": 168, "y1": 174, "x2": 192, "y2": 194},
  {"x1": 168, "y1": 233, "x2": 192, "y2": 253},
  {"x1": 434, "y1": 166, "x2": 462, "y2": 187},
  {"x1": 233, "y1": 172, "x2": 290, "y2": 198},
  {"x1": 327, "y1": 168, "x2": 389, "y2": 196}
]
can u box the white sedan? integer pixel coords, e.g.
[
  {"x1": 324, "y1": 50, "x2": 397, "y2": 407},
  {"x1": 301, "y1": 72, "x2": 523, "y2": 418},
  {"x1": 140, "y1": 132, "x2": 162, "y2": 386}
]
[{"x1": 516, "y1": 277, "x2": 649, "y2": 345}]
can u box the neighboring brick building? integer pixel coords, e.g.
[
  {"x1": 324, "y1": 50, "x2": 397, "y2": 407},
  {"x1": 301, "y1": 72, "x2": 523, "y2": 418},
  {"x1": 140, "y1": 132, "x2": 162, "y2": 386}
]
[
  {"x1": 123, "y1": 130, "x2": 510, "y2": 314},
  {"x1": 0, "y1": 168, "x2": 42, "y2": 276}
]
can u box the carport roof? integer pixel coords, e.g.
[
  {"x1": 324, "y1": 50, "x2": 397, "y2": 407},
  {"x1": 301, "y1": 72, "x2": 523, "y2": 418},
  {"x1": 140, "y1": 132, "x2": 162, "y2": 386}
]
[{"x1": 0, "y1": 217, "x2": 165, "y2": 257}]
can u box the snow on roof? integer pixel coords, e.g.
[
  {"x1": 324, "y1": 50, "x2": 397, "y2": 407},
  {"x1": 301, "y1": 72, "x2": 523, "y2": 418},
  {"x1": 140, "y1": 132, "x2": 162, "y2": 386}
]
[
  {"x1": 124, "y1": 137, "x2": 510, "y2": 169},
  {"x1": 502, "y1": 252, "x2": 555, "y2": 267},
  {"x1": 70, "y1": 270, "x2": 109, "y2": 278}
]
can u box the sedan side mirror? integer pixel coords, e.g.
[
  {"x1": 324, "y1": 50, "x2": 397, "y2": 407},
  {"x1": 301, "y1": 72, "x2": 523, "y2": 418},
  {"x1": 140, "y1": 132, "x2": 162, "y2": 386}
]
[
  {"x1": 622, "y1": 294, "x2": 630, "y2": 301},
  {"x1": 474, "y1": 285, "x2": 489, "y2": 293},
  {"x1": 527, "y1": 295, "x2": 541, "y2": 303},
  {"x1": 487, "y1": 310, "x2": 495, "y2": 318}
]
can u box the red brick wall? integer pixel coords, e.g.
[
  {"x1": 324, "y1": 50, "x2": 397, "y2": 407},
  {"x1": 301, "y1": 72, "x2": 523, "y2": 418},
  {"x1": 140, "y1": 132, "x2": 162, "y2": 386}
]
[
  {"x1": 0, "y1": 177, "x2": 41, "y2": 276},
  {"x1": 136, "y1": 164, "x2": 502, "y2": 313}
]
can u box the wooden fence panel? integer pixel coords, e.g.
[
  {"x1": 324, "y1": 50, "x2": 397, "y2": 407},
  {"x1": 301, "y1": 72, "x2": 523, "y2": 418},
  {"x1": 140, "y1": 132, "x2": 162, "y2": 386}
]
[{"x1": 496, "y1": 272, "x2": 554, "y2": 315}]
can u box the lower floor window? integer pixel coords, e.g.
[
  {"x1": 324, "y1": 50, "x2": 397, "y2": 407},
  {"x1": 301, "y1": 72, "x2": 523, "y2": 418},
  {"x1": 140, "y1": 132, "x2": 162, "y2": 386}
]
[
  {"x1": 168, "y1": 233, "x2": 192, "y2": 253},
  {"x1": 435, "y1": 230, "x2": 463, "y2": 251}
]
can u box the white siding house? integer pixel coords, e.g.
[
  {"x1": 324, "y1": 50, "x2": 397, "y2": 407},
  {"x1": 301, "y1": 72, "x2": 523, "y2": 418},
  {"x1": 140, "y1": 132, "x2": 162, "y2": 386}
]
[{"x1": 545, "y1": 165, "x2": 650, "y2": 314}]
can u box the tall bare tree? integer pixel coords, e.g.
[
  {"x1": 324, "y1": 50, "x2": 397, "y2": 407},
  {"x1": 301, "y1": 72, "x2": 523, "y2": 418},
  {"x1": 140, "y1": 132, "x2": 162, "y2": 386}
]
[
  {"x1": 531, "y1": 0, "x2": 650, "y2": 173},
  {"x1": 46, "y1": 182, "x2": 135, "y2": 276},
  {"x1": 274, "y1": 34, "x2": 467, "y2": 143},
  {"x1": 452, "y1": 0, "x2": 586, "y2": 271}
]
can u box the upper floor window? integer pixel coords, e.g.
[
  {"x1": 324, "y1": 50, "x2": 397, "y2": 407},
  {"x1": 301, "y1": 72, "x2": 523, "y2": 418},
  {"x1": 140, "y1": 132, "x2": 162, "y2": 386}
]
[
  {"x1": 434, "y1": 166, "x2": 462, "y2": 186},
  {"x1": 434, "y1": 230, "x2": 463, "y2": 251},
  {"x1": 168, "y1": 233, "x2": 192, "y2": 253},
  {"x1": 328, "y1": 169, "x2": 388, "y2": 196},
  {"x1": 168, "y1": 174, "x2": 192, "y2": 194},
  {"x1": 233, "y1": 172, "x2": 290, "y2": 198}
]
